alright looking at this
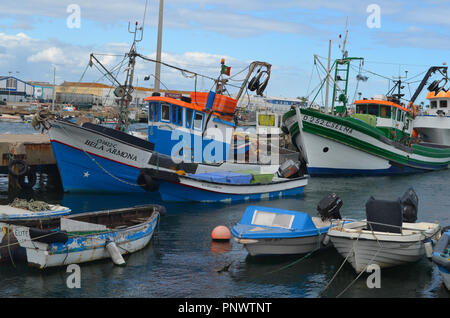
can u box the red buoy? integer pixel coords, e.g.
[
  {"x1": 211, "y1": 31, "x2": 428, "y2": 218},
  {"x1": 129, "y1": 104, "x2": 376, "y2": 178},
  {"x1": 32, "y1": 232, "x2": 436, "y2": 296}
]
[{"x1": 211, "y1": 225, "x2": 231, "y2": 241}]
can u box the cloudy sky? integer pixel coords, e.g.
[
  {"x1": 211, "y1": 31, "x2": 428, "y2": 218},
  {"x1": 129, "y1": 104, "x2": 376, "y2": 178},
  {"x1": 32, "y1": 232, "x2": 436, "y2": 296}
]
[{"x1": 0, "y1": 0, "x2": 449, "y2": 104}]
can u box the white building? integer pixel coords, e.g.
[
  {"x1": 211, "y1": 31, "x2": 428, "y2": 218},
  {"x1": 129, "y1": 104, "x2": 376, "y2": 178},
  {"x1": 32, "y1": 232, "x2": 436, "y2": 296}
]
[
  {"x1": 29, "y1": 82, "x2": 55, "y2": 102},
  {"x1": 0, "y1": 76, "x2": 34, "y2": 102}
]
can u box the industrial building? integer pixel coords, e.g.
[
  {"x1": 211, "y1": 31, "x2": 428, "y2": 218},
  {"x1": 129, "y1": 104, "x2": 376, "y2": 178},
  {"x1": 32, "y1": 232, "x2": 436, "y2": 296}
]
[
  {"x1": 28, "y1": 82, "x2": 55, "y2": 103},
  {"x1": 0, "y1": 76, "x2": 34, "y2": 103}
]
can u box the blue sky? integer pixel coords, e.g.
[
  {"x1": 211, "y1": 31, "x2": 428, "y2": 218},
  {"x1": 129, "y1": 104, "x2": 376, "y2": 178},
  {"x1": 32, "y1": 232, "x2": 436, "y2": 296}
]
[{"x1": 1, "y1": 0, "x2": 449, "y2": 105}]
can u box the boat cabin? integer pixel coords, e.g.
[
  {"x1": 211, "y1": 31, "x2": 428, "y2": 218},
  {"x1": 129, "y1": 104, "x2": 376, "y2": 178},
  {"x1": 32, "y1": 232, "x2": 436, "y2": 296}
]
[
  {"x1": 426, "y1": 90, "x2": 450, "y2": 116},
  {"x1": 144, "y1": 92, "x2": 238, "y2": 163},
  {"x1": 353, "y1": 98, "x2": 413, "y2": 141}
]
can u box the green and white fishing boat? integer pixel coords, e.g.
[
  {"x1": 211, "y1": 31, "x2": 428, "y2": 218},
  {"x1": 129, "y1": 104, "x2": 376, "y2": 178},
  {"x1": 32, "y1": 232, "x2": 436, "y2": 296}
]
[{"x1": 283, "y1": 43, "x2": 450, "y2": 176}]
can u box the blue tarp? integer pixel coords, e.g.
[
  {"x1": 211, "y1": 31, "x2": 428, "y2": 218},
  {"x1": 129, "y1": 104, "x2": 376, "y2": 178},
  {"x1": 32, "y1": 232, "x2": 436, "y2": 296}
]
[
  {"x1": 188, "y1": 171, "x2": 253, "y2": 184},
  {"x1": 231, "y1": 206, "x2": 330, "y2": 239}
]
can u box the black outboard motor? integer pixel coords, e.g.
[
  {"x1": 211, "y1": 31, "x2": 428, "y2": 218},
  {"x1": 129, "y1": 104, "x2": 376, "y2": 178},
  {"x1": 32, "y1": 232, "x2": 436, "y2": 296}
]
[
  {"x1": 400, "y1": 187, "x2": 418, "y2": 223},
  {"x1": 317, "y1": 193, "x2": 343, "y2": 221}
]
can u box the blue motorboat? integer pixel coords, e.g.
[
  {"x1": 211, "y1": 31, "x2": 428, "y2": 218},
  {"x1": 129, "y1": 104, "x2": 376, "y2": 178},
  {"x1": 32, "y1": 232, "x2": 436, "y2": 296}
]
[
  {"x1": 231, "y1": 206, "x2": 332, "y2": 256},
  {"x1": 432, "y1": 228, "x2": 450, "y2": 290}
]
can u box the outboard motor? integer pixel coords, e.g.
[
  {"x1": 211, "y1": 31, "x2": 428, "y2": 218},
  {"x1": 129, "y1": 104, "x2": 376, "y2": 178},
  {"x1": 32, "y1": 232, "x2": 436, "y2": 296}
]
[
  {"x1": 277, "y1": 159, "x2": 300, "y2": 178},
  {"x1": 400, "y1": 187, "x2": 418, "y2": 223},
  {"x1": 317, "y1": 193, "x2": 343, "y2": 221}
]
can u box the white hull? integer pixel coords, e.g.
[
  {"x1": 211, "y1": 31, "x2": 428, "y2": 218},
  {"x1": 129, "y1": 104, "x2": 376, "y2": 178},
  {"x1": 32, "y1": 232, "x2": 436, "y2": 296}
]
[
  {"x1": 236, "y1": 234, "x2": 327, "y2": 256},
  {"x1": 413, "y1": 115, "x2": 450, "y2": 146},
  {"x1": 25, "y1": 232, "x2": 153, "y2": 268},
  {"x1": 300, "y1": 132, "x2": 390, "y2": 171},
  {"x1": 7, "y1": 210, "x2": 159, "y2": 268},
  {"x1": 328, "y1": 221, "x2": 441, "y2": 273},
  {"x1": 179, "y1": 175, "x2": 308, "y2": 195}
]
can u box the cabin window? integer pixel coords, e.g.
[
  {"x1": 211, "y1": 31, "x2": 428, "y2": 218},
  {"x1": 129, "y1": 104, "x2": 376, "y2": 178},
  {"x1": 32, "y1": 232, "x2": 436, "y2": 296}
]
[
  {"x1": 368, "y1": 104, "x2": 379, "y2": 116},
  {"x1": 397, "y1": 109, "x2": 402, "y2": 121},
  {"x1": 440, "y1": 100, "x2": 447, "y2": 108},
  {"x1": 161, "y1": 103, "x2": 171, "y2": 122},
  {"x1": 356, "y1": 104, "x2": 367, "y2": 114},
  {"x1": 149, "y1": 102, "x2": 159, "y2": 121},
  {"x1": 380, "y1": 105, "x2": 391, "y2": 118},
  {"x1": 251, "y1": 210, "x2": 294, "y2": 229},
  {"x1": 177, "y1": 106, "x2": 183, "y2": 125},
  {"x1": 193, "y1": 112, "x2": 204, "y2": 130},
  {"x1": 171, "y1": 105, "x2": 183, "y2": 126},
  {"x1": 186, "y1": 109, "x2": 193, "y2": 128},
  {"x1": 430, "y1": 101, "x2": 437, "y2": 109}
]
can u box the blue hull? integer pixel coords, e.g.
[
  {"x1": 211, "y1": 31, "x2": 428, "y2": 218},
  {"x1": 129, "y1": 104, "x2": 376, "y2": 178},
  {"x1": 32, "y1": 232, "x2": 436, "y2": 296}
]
[
  {"x1": 51, "y1": 140, "x2": 145, "y2": 193},
  {"x1": 157, "y1": 180, "x2": 305, "y2": 203},
  {"x1": 307, "y1": 163, "x2": 445, "y2": 177}
]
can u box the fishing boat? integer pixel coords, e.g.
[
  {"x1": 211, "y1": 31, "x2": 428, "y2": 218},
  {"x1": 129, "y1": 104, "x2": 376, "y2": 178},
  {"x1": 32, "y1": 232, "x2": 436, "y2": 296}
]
[
  {"x1": 282, "y1": 44, "x2": 450, "y2": 176},
  {"x1": 231, "y1": 205, "x2": 333, "y2": 256},
  {"x1": 138, "y1": 165, "x2": 307, "y2": 203},
  {"x1": 34, "y1": 19, "x2": 305, "y2": 195},
  {"x1": 327, "y1": 189, "x2": 441, "y2": 273},
  {"x1": 431, "y1": 228, "x2": 450, "y2": 290},
  {"x1": 413, "y1": 79, "x2": 450, "y2": 146},
  {"x1": 0, "y1": 204, "x2": 163, "y2": 268}
]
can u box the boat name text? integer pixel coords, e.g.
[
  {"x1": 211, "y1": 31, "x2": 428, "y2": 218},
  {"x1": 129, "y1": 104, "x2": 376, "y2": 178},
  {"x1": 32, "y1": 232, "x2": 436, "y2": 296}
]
[
  {"x1": 303, "y1": 115, "x2": 353, "y2": 134},
  {"x1": 84, "y1": 138, "x2": 137, "y2": 161}
]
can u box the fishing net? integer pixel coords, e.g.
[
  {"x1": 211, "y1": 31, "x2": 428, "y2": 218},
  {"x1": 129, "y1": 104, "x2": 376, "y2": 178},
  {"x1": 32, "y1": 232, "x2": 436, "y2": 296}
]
[{"x1": 10, "y1": 198, "x2": 51, "y2": 212}]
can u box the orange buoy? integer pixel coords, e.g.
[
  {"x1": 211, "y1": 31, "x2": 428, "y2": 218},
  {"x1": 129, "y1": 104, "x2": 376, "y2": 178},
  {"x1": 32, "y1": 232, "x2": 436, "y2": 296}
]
[{"x1": 211, "y1": 225, "x2": 231, "y2": 241}]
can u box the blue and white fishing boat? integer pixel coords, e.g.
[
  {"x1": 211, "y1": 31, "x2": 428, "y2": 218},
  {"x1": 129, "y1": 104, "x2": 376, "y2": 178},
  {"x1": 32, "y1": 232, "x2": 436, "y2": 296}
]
[
  {"x1": 1, "y1": 204, "x2": 163, "y2": 268},
  {"x1": 35, "y1": 22, "x2": 305, "y2": 196},
  {"x1": 140, "y1": 167, "x2": 307, "y2": 203},
  {"x1": 432, "y1": 228, "x2": 450, "y2": 290},
  {"x1": 231, "y1": 206, "x2": 332, "y2": 256}
]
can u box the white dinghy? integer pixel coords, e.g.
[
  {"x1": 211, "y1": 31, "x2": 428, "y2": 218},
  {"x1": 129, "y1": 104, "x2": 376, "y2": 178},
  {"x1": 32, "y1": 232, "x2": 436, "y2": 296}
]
[{"x1": 327, "y1": 188, "x2": 442, "y2": 273}]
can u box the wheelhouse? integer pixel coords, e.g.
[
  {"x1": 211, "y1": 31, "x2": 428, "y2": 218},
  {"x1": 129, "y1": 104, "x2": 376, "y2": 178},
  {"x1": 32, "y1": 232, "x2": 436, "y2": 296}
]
[
  {"x1": 426, "y1": 90, "x2": 450, "y2": 116},
  {"x1": 353, "y1": 99, "x2": 413, "y2": 140},
  {"x1": 144, "y1": 93, "x2": 238, "y2": 162}
]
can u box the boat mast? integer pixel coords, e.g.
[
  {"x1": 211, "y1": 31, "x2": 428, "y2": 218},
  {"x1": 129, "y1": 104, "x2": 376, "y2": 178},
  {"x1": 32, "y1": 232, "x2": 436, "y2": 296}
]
[
  {"x1": 324, "y1": 40, "x2": 331, "y2": 114},
  {"x1": 330, "y1": 25, "x2": 363, "y2": 114},
  {"x1": 154, "y1": 0, "x2": 164, "y2": 94},
  {"x1": 115, "y1": 21, "x2": 143, "y2": 131}
]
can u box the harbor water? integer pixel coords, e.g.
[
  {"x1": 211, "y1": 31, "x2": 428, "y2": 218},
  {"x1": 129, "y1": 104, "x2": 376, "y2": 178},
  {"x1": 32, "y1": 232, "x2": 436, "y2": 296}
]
[{"x1": 0, "y1": 123, "x2": 449, "y2": 298}]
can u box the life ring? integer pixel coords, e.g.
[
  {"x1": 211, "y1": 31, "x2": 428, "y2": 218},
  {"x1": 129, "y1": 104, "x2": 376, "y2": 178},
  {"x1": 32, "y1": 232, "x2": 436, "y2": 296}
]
[
  {"x1": 8, "y1": 159, "x2": 28, "y2": 177},
  {"x1": 18, "y1": 167, "x2": 37, "y2": 189}
]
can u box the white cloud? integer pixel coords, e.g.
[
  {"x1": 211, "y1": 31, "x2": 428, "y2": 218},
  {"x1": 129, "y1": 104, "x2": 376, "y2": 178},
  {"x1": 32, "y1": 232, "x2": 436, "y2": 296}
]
[{"x1": 28, "y1": 47, "x2": 69, "y2": 64}]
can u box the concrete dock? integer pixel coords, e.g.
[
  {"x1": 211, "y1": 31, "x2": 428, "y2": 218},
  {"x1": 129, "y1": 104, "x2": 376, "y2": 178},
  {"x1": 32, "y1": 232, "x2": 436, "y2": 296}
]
[{"x1": 0, "y1": 133, "x2": 56, "y2": 174}]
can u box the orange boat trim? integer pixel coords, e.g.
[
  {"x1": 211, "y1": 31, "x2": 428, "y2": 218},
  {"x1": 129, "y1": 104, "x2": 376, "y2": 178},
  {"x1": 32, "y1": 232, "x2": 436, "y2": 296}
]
[
  {"x1": 144, "y1": 95, "x2": 235, "y2": 121},
  {"x1": 354, "y1": 99, "x2": 410, "y2": 113}
]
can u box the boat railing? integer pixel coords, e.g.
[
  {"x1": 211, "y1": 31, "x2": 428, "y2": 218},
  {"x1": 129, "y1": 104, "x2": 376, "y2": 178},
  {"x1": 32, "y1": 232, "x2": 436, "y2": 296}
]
[{"x1": 331, "y1": 218, "x2": 440, "y2": 238}]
